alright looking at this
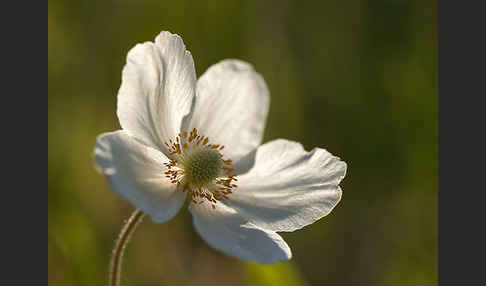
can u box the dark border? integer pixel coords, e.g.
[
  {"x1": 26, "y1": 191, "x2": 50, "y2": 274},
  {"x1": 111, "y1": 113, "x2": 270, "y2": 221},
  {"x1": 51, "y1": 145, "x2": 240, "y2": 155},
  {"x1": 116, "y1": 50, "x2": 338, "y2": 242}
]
[
  {"x1": 439, "y1": 1, "x2": 485, "y2": 285},
  {"x1": 3, "y1": 1, "x2": 45, "y2": 284}
]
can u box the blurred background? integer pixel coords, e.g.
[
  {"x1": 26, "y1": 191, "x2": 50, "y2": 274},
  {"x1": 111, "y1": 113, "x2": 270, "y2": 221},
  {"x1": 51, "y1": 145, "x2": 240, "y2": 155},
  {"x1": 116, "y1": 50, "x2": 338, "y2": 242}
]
[{"x1": 48, "y1": 0, "x2": 437, "y2": 285}]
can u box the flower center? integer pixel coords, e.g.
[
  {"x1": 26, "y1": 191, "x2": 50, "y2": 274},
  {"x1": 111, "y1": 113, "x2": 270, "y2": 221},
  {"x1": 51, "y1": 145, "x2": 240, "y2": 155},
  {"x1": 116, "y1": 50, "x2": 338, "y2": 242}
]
[
  {"x1": 182, "y1": 148, "x2": 222, "y2": 186},
  {"x1": 164, "y1": 128, "x2": 237, "y2": 209}
]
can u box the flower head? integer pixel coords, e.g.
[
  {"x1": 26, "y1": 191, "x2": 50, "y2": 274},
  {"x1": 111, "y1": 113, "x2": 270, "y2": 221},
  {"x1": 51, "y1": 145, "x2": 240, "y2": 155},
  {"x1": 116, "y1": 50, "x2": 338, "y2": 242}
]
[{"x1": 94, "y1": 31, "x2": 347, "y2": 264}]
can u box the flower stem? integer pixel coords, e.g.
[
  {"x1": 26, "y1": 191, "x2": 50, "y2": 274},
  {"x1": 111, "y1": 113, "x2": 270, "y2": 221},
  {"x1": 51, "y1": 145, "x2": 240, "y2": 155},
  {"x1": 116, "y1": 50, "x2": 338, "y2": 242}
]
[{"x1": 109, "y1": 209, "x2": 145, "y2": 286}]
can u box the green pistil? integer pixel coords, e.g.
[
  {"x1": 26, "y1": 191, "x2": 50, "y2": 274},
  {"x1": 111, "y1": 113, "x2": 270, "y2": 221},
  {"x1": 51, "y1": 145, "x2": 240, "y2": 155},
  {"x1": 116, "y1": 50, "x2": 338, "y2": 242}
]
[{"x1": 183, "y1": 148, "x2": 222, "y2": 186}]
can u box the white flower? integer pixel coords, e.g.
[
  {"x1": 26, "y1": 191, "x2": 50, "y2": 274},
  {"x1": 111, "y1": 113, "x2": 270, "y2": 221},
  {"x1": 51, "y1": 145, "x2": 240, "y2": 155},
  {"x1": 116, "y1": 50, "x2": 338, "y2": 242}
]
[{"x1": 94, "y1": 31, "x2": 347, "y2": 264}]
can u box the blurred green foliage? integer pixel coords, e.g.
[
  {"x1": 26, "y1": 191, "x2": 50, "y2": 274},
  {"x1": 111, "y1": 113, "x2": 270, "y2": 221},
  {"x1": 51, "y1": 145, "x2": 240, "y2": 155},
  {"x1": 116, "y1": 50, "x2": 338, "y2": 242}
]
[{"x1": 48, "y1": 0, "x2": 437, "y2": 285}]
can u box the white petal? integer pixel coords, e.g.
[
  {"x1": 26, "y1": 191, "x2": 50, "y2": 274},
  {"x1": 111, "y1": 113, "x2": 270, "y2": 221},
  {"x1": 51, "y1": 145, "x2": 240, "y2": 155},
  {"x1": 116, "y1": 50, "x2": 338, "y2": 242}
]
[
  {"x1": 189, "y1": 201, "x2": 291, "y2": 264},
  {"x1": 93, "y1": 130, "x2": 186, "y2": 223},
  {"x1": 184, "y1": 59, "x2": 269, "y2": 162},
  {"x1": 117, "y1": 31, "x2": 196, "y2": 154},
  {"x1": 227, "y1": 139, "x2": 346, "y2": 232}
]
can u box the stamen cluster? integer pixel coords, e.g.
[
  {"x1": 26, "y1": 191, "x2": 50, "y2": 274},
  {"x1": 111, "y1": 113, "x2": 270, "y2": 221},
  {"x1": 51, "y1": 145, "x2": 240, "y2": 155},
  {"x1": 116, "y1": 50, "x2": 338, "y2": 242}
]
[{"x1": 164, "y1": 128, "x2": 237, "y2": 208}]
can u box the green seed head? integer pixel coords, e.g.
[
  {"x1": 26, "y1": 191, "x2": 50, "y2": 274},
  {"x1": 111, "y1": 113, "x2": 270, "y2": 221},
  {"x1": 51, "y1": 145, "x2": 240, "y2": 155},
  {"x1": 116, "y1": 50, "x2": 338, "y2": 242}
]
[{"x1": 183, "y1": 148, "x2": 222, "y2": 186}]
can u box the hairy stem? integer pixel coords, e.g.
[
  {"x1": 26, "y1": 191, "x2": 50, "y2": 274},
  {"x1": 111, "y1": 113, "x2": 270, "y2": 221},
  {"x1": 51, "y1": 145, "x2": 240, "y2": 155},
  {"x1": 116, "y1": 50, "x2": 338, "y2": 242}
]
[{"x1": 109, "y1": 209, "x2": 145, "y2": 286}]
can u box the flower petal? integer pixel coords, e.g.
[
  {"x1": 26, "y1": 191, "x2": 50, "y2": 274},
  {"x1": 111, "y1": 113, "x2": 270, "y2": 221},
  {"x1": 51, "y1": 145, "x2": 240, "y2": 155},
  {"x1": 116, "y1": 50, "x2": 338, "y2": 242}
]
[
  {"x1": 93, "y1": 130, "x2": 186, "y2": 223},
  {"x1": 183, "y1": 59, "x2": 269, "y2": 162},
  {"x1": 227, "y1": 139, "x2": 346, "y2": 232},
  {"x1": 189, "y1": 201, "x2": 291, "y2": 264},
  {"x1": 117, "y1": 31, "x2": 196, "y2": 154}
]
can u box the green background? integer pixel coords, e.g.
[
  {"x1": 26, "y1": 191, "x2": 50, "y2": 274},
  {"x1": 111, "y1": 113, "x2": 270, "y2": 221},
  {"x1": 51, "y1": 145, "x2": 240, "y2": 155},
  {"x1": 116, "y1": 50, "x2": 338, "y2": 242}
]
[{"x1": 48, "y1": 0, "x2": 437, "y2": 285}]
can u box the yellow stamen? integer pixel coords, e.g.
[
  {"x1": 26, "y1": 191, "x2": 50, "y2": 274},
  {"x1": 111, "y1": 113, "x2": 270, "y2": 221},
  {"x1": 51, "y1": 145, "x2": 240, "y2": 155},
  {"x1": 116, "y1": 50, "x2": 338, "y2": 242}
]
[{"x1": 163, "y1": 128, "x2": 238, "y2": 209}]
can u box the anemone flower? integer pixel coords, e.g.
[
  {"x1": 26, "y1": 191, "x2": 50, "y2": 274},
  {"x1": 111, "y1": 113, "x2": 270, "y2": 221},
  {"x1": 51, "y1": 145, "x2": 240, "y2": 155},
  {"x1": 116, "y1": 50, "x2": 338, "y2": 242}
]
[{"x1": 94, "y1": 31, "x2": 347, "y2": 268}]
